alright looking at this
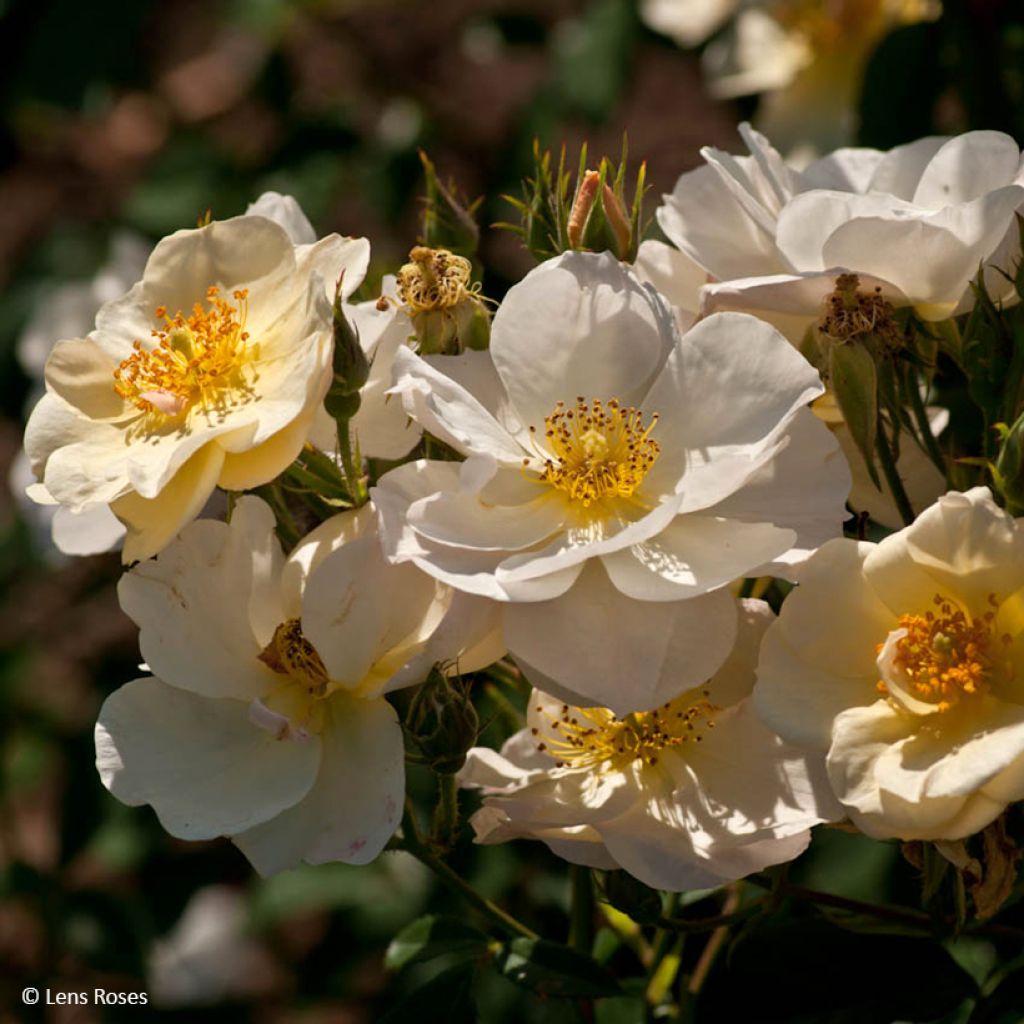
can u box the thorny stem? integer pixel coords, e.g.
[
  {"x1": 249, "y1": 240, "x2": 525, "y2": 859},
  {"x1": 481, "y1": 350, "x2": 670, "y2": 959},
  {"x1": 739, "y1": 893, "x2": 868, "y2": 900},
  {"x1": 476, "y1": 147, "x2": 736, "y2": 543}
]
[
  {"x1": 337, "y1": 419, "x2": 368, "y2": 506},
  {"x1": 397, "y1": 801, "x2": 538, "y2": 940},
  {"x1": 431, "y1": 773, "x2": 459, "y2": 850},
  {"x1": 875, "y1": 414, "x2": 917, "y2": 526}
]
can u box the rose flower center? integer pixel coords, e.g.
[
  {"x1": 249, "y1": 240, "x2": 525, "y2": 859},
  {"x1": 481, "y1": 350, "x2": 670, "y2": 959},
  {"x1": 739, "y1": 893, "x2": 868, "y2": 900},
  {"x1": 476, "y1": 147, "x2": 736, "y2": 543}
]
[
  {"x1": 877, "y1": 593, "x2": 1013, "y2": 713},
  {"x1": 531, "y1": 397, "x2": 660, "y2": 508},
  {"x1": 113, "y1": 286, "x2": 253, "y2": 418},
  {"x1": 253, "y1": 618, "x2": 332, "y2": 739},
  {"x1": 532, "y1": 688, "x2": 719, "y2": 771}
]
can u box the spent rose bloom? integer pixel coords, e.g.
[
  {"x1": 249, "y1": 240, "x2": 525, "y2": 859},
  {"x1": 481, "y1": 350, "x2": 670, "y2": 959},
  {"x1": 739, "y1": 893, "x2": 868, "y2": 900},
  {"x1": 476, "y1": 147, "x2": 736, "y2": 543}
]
[
  {"x1": 460, "y1": 599, "x2": 837, "y2": 890},
  {"x1": 24, "y1": 199, "x2": 369, "y2": 563},
  {"x1": 96, "y1": 496, "x2": 502, "y2": 874},
  {"x1": 374, "y1": 251, "x2": 849, "y2": 713},
  {"x1": 754, "y1": 488, "x2": 1024, "y2": 841}
]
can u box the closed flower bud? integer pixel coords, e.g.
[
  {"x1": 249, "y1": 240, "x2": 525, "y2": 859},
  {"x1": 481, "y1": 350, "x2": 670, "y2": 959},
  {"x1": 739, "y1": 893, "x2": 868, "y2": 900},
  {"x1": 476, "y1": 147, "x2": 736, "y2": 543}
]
[{"x1": 406, "y1": 667, "x2": 480, "y2": 775}]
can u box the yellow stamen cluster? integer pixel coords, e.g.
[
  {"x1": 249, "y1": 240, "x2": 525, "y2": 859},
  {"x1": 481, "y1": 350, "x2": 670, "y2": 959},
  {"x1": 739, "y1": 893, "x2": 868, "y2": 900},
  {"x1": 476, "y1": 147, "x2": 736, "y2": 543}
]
[
  {"x1": 533, "y1": 690, "x2": 718, "y2": 771},
  {"x1": 258, "y1": 618, "x2": 329, "y2": 695},
  {"x1": 878, "y1": 593, "x2": 1011, "y2": 712},
  {"x1": 396, "y1": 246, "x2": 474, "y2": 313},
  {"x1": 531, "y1": 398, "x2": 660, "y2": 508},
  {"x1": 113, "y1": 286, "x2": 252, "y2": 416}
]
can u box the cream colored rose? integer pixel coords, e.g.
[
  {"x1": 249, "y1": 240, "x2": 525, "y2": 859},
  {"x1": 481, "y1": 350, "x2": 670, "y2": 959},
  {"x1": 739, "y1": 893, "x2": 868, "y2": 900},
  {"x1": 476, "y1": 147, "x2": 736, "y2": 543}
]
[
  {"x1": 24, "y1": 204, "x2": 368, "y2": 563},
  {"x1": 461, "y1": 600, "x2": 837, "y2": 889},
  {"x1": 96, "y1": 496, "x2": 503, "y2": 875},
  {"x1": 755, "y1": 487, "x2": 1024, "y2": 840}
]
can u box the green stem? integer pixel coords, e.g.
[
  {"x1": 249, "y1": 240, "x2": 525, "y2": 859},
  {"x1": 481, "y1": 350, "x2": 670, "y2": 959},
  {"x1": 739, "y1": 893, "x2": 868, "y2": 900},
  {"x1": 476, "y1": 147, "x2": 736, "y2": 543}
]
[
  {"x1": 337, "y1": 419, "x2": 368, "y2": 506},
  {"x1": 399, "y1": 802, "x2": 537, "y2": 940},
  {"x1": 568, "y1": 865, "x2": 595, "y2": 953},
  {"x1": 432, "y1": 773, "x2": 459, "y2": 849},
  {"x1": 875, "y1": 415, "x2": 916, "y2": 526}
]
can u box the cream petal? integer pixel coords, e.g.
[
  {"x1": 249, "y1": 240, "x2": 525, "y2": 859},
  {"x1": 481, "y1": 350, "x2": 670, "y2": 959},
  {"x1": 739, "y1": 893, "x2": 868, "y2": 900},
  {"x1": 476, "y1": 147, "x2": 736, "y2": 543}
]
[
  {"x1": 703, "y1": 406, "x2": 850, "y2": 577},
  {"x1": 489, "y1": 252, "x2": 676, "y2": 435},
  {"x1": 390, "y1": 346, "x2": 525, "y2": 464},
  {"x1": 506, "y1": 561, "x2": 737, "y2": 714},
  {"x1": 281, "y1": 506, "x2": 376, "y2": 616},
  {"x1": 232, "y1": 694, "x2": 403, "y2": 874},
  {"x1": 117, "y1": 500, "x2": 283, "y2": 700},
  {"x1": 801, "y1": 147, "x2": 886, "y2": 193},
  {"x1": 775, "y1": 190, "x2": 914, "y2": 272},
  {"x1": 658, "y1": 161, "x2": 788, "y2": 280},
  {"x1": 407, "y1": 489, "x2": 567, "y2": 553},
  {"x1": 867, "y1": 136, "x2": 949, "y2": 200},
  {"x1": 542, "y1": 835, "x2": 620, "y2": 871},
  {"x1": 753, "y1": 626, "x2": 879, "y2": 752},
  {"x1": 245, "y1": 191, "x2": 317, "y2": 245},
  {"x1": 216, "y1": 407, "x2": 318, "y2": 492},
  {"x1": 300, "y1": 534, "x2": 441, "y2": 687},
  {"x1": 51, "y1": 503, "x2": 125, "y2": 556},
  {"x1": 96, "y1": 678, "x2": 321, "y2": 841},
  {"x1": 900, "y1": 487, "x2": 1024, "y2": 609},
  {"x1": 601, "y1": 514, "x2": 795, "y2": 600},
  {"x1": 702, "y1": 598, "x2": 774, "y2": 708},
  {"x1": 633, "y1": 240, "x2": 704, "y2": 324},
  {"x1": 820, "y1": 188, "x2": 1024, "y2": 316},
  {"x1": 295, "y1": 234, "x2": 371, "y2": 302},
  {"x1": 114, "y1": 442, "x2": 227, "y2": 564},
  {"x1": 641, "y1": 311, "x2": 824, "y2": 494},
  {"x1": 44, "y1": 338, "x2": 130, "y2": 420},
  {"x1": 911, "y1": 131, "x2": 1022, "y2": 208}
]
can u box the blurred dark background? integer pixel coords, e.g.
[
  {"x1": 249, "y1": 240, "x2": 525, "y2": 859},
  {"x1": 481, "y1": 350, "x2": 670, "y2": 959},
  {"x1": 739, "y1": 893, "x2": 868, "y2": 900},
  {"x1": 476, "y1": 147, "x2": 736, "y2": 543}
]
[{"x1": 2, "y1": 1, "x2": 1024, "y2": 1021}]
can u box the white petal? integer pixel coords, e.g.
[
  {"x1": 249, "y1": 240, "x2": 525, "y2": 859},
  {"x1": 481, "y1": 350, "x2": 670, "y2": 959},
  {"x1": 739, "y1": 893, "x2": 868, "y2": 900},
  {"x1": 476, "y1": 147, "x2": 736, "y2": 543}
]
[
  {"x1": 801, "y1": 147, "x2": 886, "y2": 193},
  {"x1": 633, "y1": 240, "x2": 704, "y2": 324},
  {"x1": 300, "y1": 534, "x2": 442, "y2": 687},
  {"x1": 489, "y1": 252, "x2": 676, "y2": 435},
  {"x1": 390, "y1": 346, "x2": 525, "y2": 464},
  {"x1": 96, "y1": 678, "x2": 320, "y2": 841},
  {"x1": 245, "y1": 191, "x2": 317, "y2": 245},
  {"x1": 506, "y1": 560, "x2": 738, "y2": 714},
  {"x1": 867, "y1": 136, "x2": 949, "y2": 200},
  {"x1": 601, "y1": 514, "x2": 795, "y2": 600},
  {"x1": 704, "y1": 406, "x2": 850, "y2": 577},
  {"x1": 911, "y1": 131, "x2": 1022, "y2": 208},
  {"x1": 51, "y1": 503, "x2": 125, "y2": 556},
  {"x1": 117, "y1": 497, "x2": 283, "y2": 699},
  {"x1": 233, "y1": 694, "x2": 403, "y2": 874}
]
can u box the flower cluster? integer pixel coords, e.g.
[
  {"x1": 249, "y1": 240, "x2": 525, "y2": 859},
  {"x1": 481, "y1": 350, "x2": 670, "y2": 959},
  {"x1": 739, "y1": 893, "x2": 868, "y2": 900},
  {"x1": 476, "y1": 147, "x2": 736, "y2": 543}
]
[{"x1": 19, "y1": 126, "x2": 1024, "y2": 921}]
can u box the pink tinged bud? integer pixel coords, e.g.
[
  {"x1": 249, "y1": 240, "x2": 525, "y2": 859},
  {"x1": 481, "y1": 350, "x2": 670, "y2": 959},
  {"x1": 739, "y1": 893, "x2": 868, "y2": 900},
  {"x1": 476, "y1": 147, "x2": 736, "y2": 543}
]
[
  {"x1": 601, "y1": 184, "x2": 631, "y2": 258},
  {"x1": 139, "y1": 389, "x2": 188, "y2": 416},
  {"x1": 568, "y1": 170, "x2": 602, "y2": 249},
  {"x1": 248, "y1": 699, "x2": 313, "y2": 742}
]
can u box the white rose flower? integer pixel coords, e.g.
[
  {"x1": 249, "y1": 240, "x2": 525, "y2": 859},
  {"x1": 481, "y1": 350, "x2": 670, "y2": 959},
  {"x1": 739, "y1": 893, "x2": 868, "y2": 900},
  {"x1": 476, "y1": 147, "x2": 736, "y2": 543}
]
[
  {"x1": 461, "y1": 599, "x2": 837, "y2": 890},
  {"x1": 24, "y1": 200, "x2": 369, "y2": 563},
  {"x1": 658, "y1": 125, "x2": 1024, "y2": 325},
  {"x1": 95, "y1": 496, "x2": 503, "y2": 874},
  {"x1": 374, "y1": 251, "x2": 849, "y2": 713},
  {"x1": 754, "y1": 487, "x2": 1024, "y2": 840}
]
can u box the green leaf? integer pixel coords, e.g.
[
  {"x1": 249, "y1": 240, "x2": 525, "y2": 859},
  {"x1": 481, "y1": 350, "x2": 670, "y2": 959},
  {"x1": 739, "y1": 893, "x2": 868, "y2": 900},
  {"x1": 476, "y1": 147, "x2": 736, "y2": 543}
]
[
  {"x1": 385, "y1": 914, "x2": 488, "y2": 972},
  {"x1": 496, "y1": 937, "x2": 620, "y2": 998},
  {"x1": 379, "y1": 963, "x2": 476, "y2": 1024},
  {"x1": 829, "y1": 340, "x2": 880, "y2": 488}
]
